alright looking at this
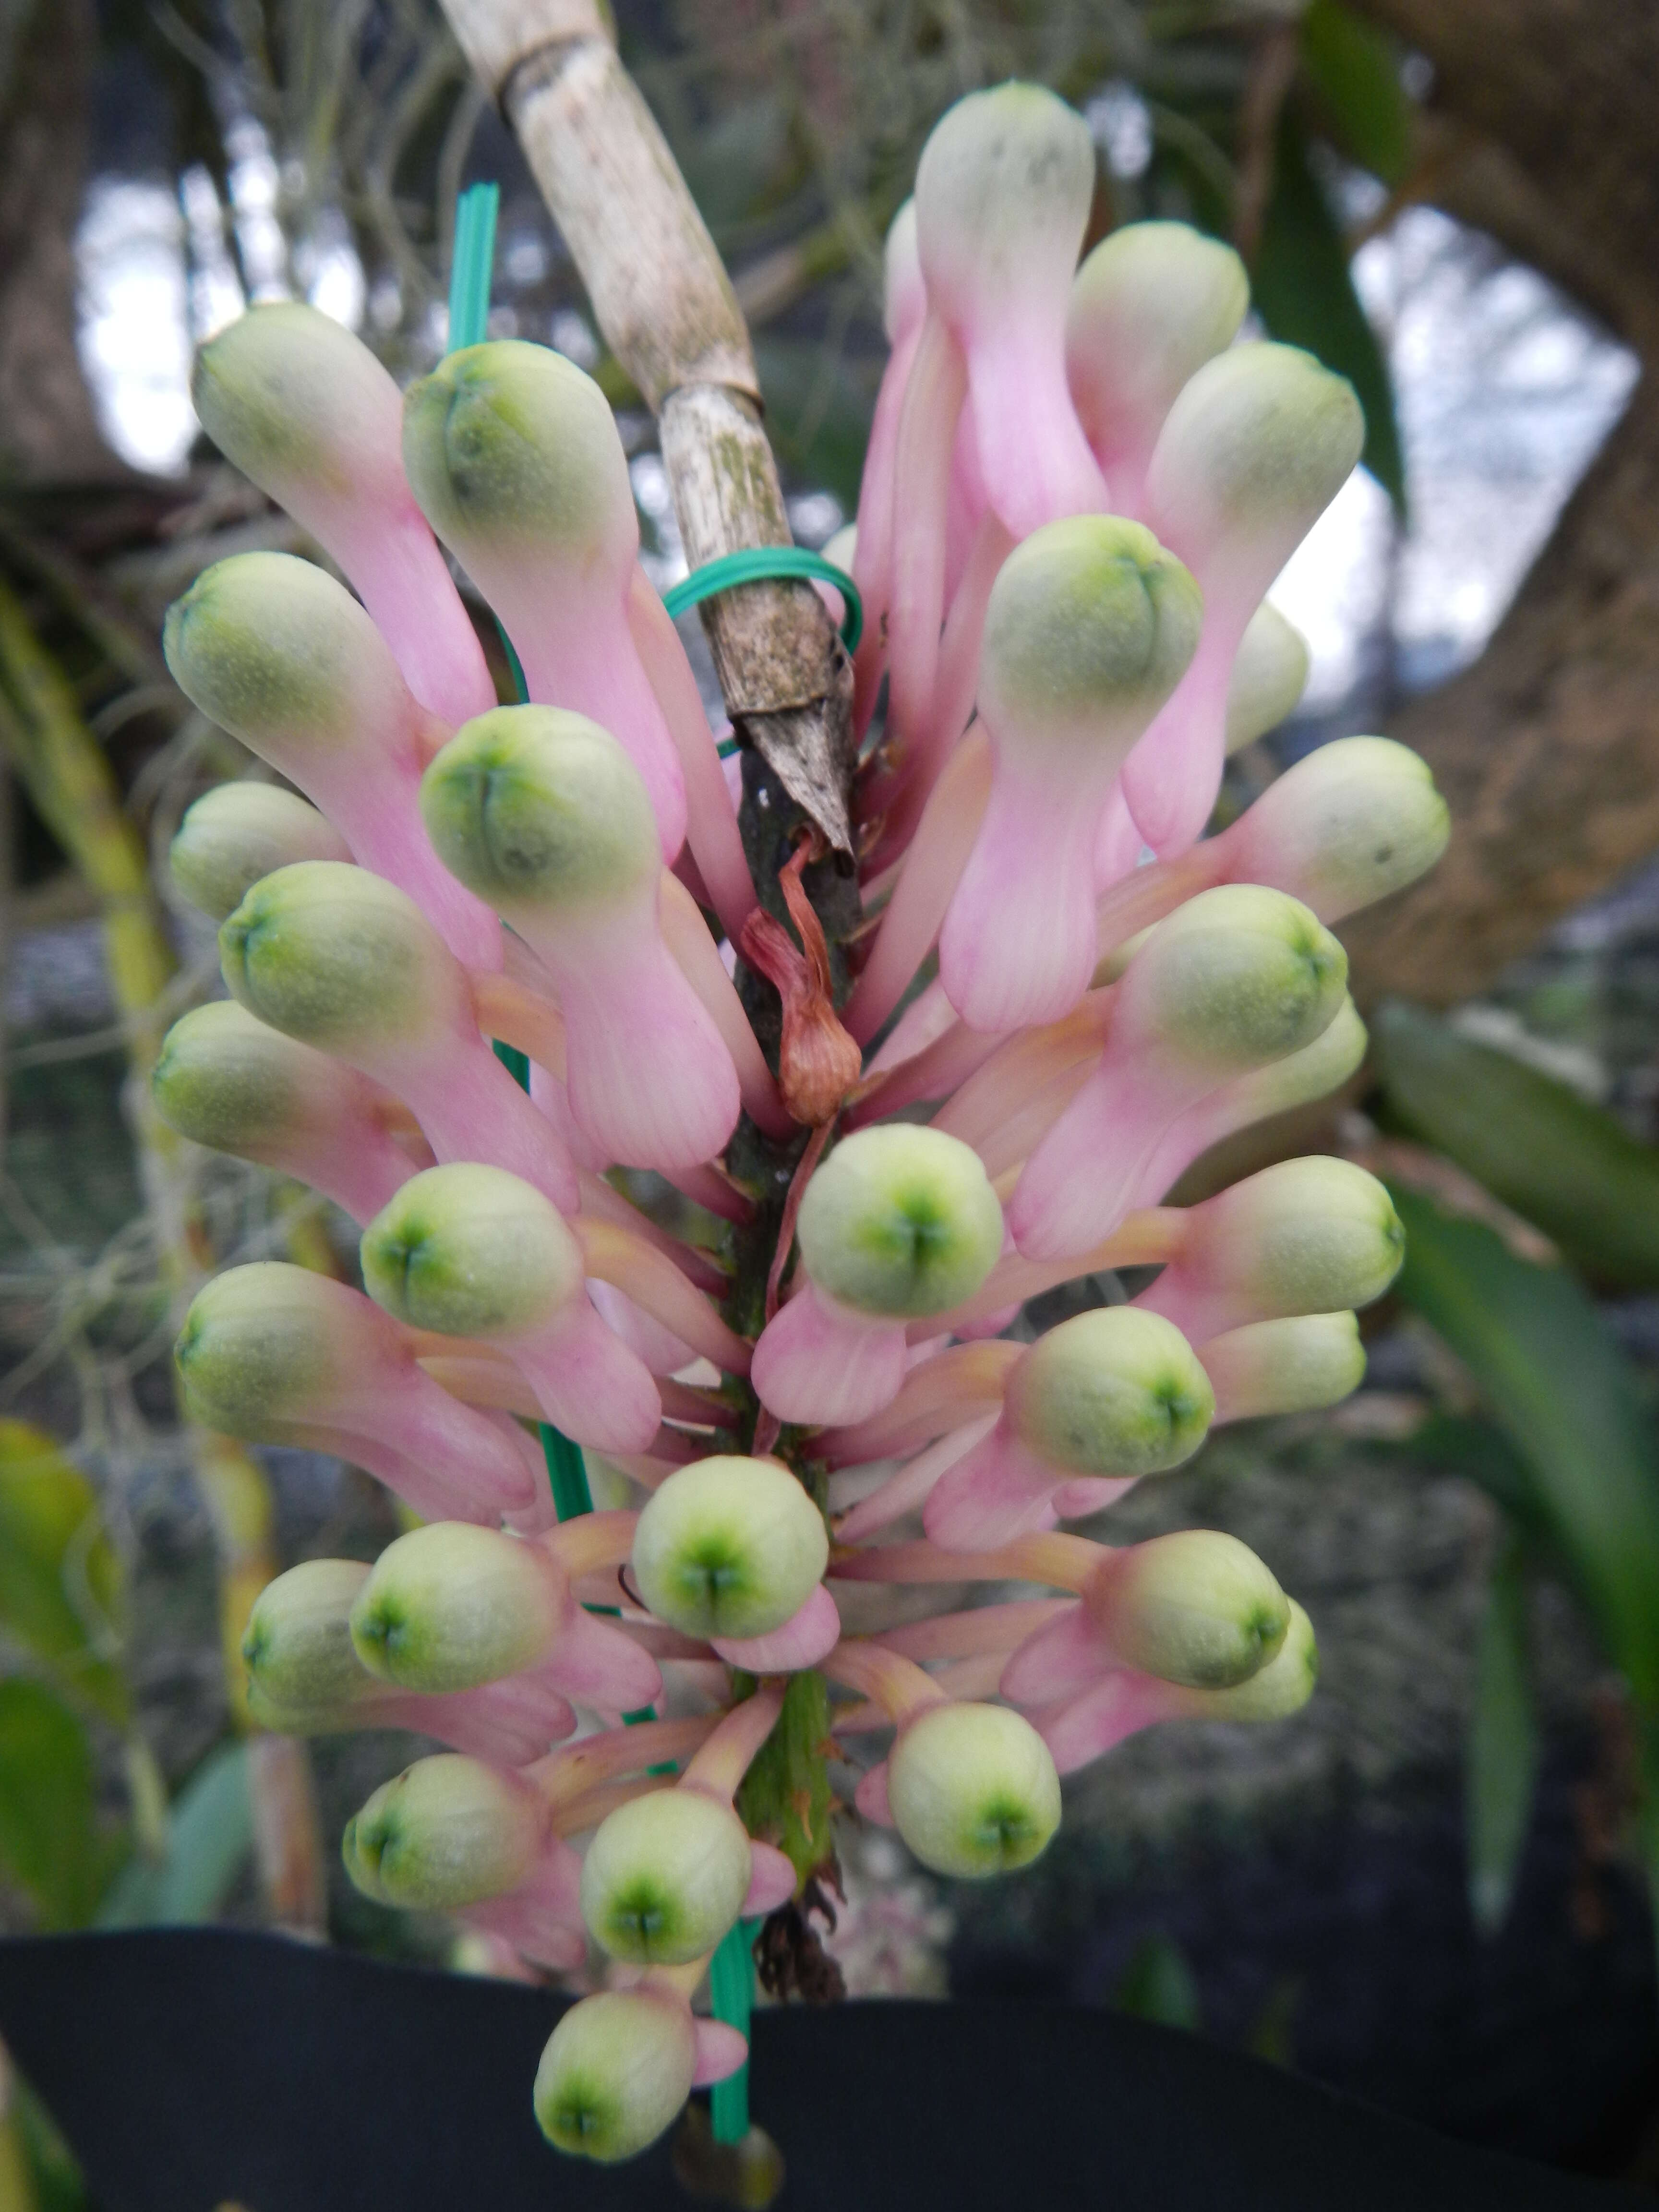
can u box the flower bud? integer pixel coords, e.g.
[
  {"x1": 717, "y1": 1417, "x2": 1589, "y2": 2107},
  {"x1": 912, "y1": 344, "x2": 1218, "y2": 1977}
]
[
  {"x1": 632, "y1": 1456, "x2": 829, "y2": 1642},
  {"x1": 1225, "y1": 603, "x2": 1310, "y2": 754},
  {"x1": 163, "y1": 554, "x2": 497, "y2": 967},
  {"x1": 886, "y1": 1701, "x2": 1061, "y2": 1878},
  {"x1": 152, "y1": 1000, "x2": 421, "y2": 1226},
  {"x1": 1201, "y1": 1312, "x2": 1366, "y2": 1422},
  {"x1": 342, "y1": 1753, "x2": 546, "y2": 1908},
  {"x1": 421, "y1": 708, "x2": 738, "y2": 1173},
  {"x1": 533, "y1": 1990, "x2": 697, "y2": 2164},
  {"x1": 915, "y1": 83, "x2": 1105, "y2": 538},
  {"x1": 402, "y1": 342, "x2": 685, "y2": 854},
  {"x1": 350, "y1": 1522, "x2": 564, "y2": 1693},
  {"x1": 191, "y1": 302, "x2": 493, "y2": 728},
  {"x1": 1184, "y1": 1597, "x2": 1317, "y2": 1720},
  {"x1": 175, "y1": 1263, "x2": 539, "y2": 1522},
  {"x1": 938, "y1": 517, "x2": 1202, "y2": 1031},
  {"x1": 926, "y1": 1307, "x2": 1215, "y2": 1548},
  {"x1": 753, "y1": 1127, "x2": 1006, "y2": 1424},
  {"x1": 360, "y1": 1164, "x2": 661, "y2": 1453},
  {"x1": 1088, "y1": 1528, "x2": 1288, "y2": 1689},
  {"x1": 1010, "y1": 886, "x2": 1348, "y2": 1259},
  {"x1": 218, "y1": 862, "x2": 577, "y2": 1211},
  {"x1": 242, "y1": 1558, "x2": 374, "y2": 1715},
  {"x1": 1066, "y1": 220, "x2": 1250, "y2": 514},
  {"x1": 1127, "y1": 342, "x2": 1364, "y2": 854},
  {"x1": 579, "y1": 1787, "x2": 752, "y2": 1964},
  {"x1": 168, "y1": 782, "x2": 350, "y2": 922},
  {"x1": 1139, "y1": 1155, "x2": 1406, "y2": 1341},
  {"x1": 1221, "y1": 737, "x2": 1451, "y2": 924}
]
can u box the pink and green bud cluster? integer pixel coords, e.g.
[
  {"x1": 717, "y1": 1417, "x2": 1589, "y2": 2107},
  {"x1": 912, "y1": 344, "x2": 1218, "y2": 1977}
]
[{"x1": 159, "y1": 75, "x2": 1449, "y2": 2167}]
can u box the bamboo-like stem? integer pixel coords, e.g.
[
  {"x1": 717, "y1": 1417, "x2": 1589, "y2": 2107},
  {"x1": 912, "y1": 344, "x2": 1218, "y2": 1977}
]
[{"x1": 436, "y1": 0, "x2": 854, "y2": 854}]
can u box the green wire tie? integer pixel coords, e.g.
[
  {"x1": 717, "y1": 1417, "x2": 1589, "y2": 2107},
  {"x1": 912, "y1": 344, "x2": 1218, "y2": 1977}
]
[{"x1": 450, "y1": 196, "x2": 764, "y2": 2088}]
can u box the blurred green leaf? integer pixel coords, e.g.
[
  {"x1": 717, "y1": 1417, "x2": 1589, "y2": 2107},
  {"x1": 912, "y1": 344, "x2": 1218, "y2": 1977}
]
[
  {"x1": 0, "y1": 1421, "x2": 127, "y2": 1728},
  {"x1": 0, "y1": 1680, "x2": 120, "y2": 1931},
  {"x1": 1389, "y1": 1186, "x2": 1659, "y2": 1700},
  {"x1": 754, "y1": 337, "x2": 877, "y2": 514},
  {"x1": 1114, "y1": 1933, "x2": 1202, "y2": 2032},
  {"x1": 1299, "y1": 0, "x2": 1413, "y2": 186},
  {"x1": 1372, "y1": 1000, "x2": 1659, "y2": 1290},
  {"x1": 1466, "y1": 1527, "x2": 1538, "y2": 1937},
  {"x1": 1253, "y1": 112, "x2": 1406, "y2": 514},
  {"x1": 8, "y1": 2073, "x2": 89, "y2": 2212},
  {"x1": 95, "y1": 1740, "x2": 252, "y2": 1928}
]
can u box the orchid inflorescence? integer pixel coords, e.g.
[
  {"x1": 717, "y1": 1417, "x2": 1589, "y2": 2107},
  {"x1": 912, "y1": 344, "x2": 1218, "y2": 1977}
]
[{"x1": 155, "y1": 79, "x2": 1447, "y2": 2168}]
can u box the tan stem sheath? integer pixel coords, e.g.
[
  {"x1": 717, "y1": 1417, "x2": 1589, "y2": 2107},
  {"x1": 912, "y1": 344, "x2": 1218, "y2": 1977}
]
[
  {"x1": 576, "y1": 1171, "x2": 729, "y2": 1298},
  {"x1": 682, "y1": 1681, "x2": 786, "y2": 1802},
  {"x1": 543, "y1": 1508, "x2": 637, "y2": 1579},
  {"x1": 578, "y1": 1216, "x2": 753, "y2": 1374},
  {"x1": 907, "y1": 1207, "x2": 1189, "y2": 1342},
  {"x1": 625, "y1": 568, "x2": 755, "y2": 945},
  {"x1": 824, "y1": 1342, "x2": 1023, "y2": 1466},
  {"x1": 658, "y1": 872, "x2": 791, "y2": 1135},
  {"x1": 469, "y1": 968, "x2": 568, "y2": 1078},
  {"x1": 820, "y1": 1640, "x2": 947, "y2": 1728},
  {"x1": 530, "y1": 1712, "x2": 719, "y2": 1810},
  {"x1": 830, "y1": 1532, "x2": 1102, "y2": 1594}
]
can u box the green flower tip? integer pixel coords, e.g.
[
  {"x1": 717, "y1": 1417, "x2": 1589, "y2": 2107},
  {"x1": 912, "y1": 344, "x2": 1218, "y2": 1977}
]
[
  {"x1": 420, "y1": 705, "x2": 657, "y2": 916},
  {"x1": 192, "y1": 301, "x2": 387, "y2": 494},
  {"x1": 917, "y1": 82, "x2": 1094, "y2": 274},
  {"x1": 887, "y1": 1702, "x2": 1062, "y2": 1880},
  {"x1": 169, "y1": 782, "x2": 349, "y2": 923},
  {"x1": 1194, "y1": 1599, "x2": 1318, "y2": 1723},
  {"x1": 631, "y1": 1456, "x2": 828, "y2": 1642},
  {"x1": 1219, "y1": 1156, "x2": 1406, "y2": 1316},
  {"x1": 218, "y1": 861, "x2": 444, "y2": 1053},
  {"x1": 579, "y1": 1788, "x2": 752, "y2": 1965},
  {"x1": 402, "y1": 339, "x2": 628, "y2": 558},
  {"x1": 1133, "y1": 883, "x2": 1348, "y2": 1077},
  {"x1": 1225, "y1": 603, "x2": 1310, "y2": 754},
  {"x1": 797, "y1": 1125, "x2": 1004, "y2": 1321},
  {"x1": 1158, "y1": 341, "x2": 1365, "y2": 534},
  {"x1": 349, "y1": 1521, "x2": 560, "y2": 1693},
  {"x1": 343, "y1": 1754, "x2": 544, "y2": 1910},
  {"x1": 1069, "y1": 222, "x2": 1250, "y2": 410},
  {"x1": 241, "y1": 1559, "x2": 373, "y2": 1716},
  {"x1": 163, "y1": 552, "x2": 375, "y2": 744},
  {"x1": 1010, "y1": 1306, "x2": 1215, "y2": 1479},
  {"x1": 361, "y1": 1163, "x2": 582, "y2": 1340},
  {"x1": 1099, "y1": 1529, "x2": 1290, "y2": 1691},
  {"x1": 151, "y1": 1001, "x2": 305, "y2": 1154},
  {"x1": 173, "y1": 1262, "x2": 337, "y2": 1432},
  {"x1": 1243, "y1": 736, "x2": 1451, "y2": 916},
  {"x1": 533, "y1": 1991, "x2": 697, "y2": 2164},
  {"x1": 980, "y1": 515, "x2": 1202, "y2": 745}
]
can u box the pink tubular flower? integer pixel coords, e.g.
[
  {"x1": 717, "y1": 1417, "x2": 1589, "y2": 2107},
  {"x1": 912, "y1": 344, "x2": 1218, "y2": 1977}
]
[
  {"x1": 190, "y1": 301, "x2": 496, "y2": 730},
  {"x1": 852, "y1": 201, "x2": 926, "y2": 735},
  {"x1": 402, "y1": 340, "x2": 688, "y2": 860},
  {"x1": 162, "y1": 551, "x2": 502, "y2": 971},
  {"x1": 174, "y1": 1263, "x2": 543, "y2": 1523},
  {"x1": 217, "y1": 861, "x2": 579, "y2": 1213},
  {"x1": 1122, "y1": 343, "x2": 1365, "y2": 856},
  {"x1": 420, "y1": 708, "x2": 754, "y2": 1174},
  {"x1": 1008, "y1": 885, "x2": 1349, "y2": 1260},
  {"x1": 360, "y1": 1164, "x2": 664, "y2": 1457}
]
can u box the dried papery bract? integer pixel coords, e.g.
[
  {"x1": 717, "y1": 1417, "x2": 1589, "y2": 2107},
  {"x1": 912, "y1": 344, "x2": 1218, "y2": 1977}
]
[
  {"x1": 1135, "y1": 1155, "x2": 1406, "y2": 1342},
  {"x1": 937, "y1": 516, "x2": 1202, "y2": 1033},
  {"x1": 191, "y1": 303, "x2": 496, "y2": 730},
  {"x1": 350, "y1": 1519, "x2": 661, "y2": 1713},
  {"x1": 1065, "y1": 221, "x2": 1250, "y2": 519},
  {"x1": 751, "y1": 1126, "x2": 1005, "y2": 1426},
  {"x1": 361, "y1": 1164, "x2": 661, "y2": 1455},
  {"x1": 1010, "y1": 885, "x2": 1348, "y2": 1258},
  {"x1": 403, "y1": 341, "x2": 687, "y2": 858},
  {"x1": 420, "y1": 708, "x2": 741, "y2": 1174},
  {"x1": 174, "y1": 1264, "x2": 541, "y2": 1523},
  {"x1": 217, "y1": 861, "x2": 578, "y2": 1213},
  {"x1": 924, "y1": 1307, "x2": 1215, "y2": 1548},
  {"x1": 1199, "y1": 1311, "x2": 1367, "y2": 1423},
  {"x1": 152, "y1": 1001, "x2": 426, "y2": 1226},
  {"x1": 631, "y1": 1457, "x2": 829, "y2": 1643},
  {"x1": 163, "y1": 553, "x2": 501, "y2": 969},
  {"x1": 1125, "y1": 343, "x2": 1365, "y2": 855},
  {"x1": 168, "y1": 783, "x2": 351, "y2": 923}
]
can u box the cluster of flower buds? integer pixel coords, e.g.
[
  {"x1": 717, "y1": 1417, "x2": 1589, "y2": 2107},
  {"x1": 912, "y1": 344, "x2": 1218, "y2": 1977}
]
[{"x1": 156, "y1": 74, "x2": 1446, "y2": 2167}]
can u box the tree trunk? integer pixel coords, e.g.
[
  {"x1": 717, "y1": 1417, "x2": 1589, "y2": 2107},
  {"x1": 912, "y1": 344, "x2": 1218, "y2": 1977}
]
[{"x1": 1342, "y1": 0, "x2": 1659, "y2": 1005}]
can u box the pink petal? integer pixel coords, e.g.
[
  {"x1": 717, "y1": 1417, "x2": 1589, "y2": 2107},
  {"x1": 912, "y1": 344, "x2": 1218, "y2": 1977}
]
[
  {"x1": 741, "y1": 1842, "x2": 798, "y2": 1919},
  {"x1": 998, "y1": 1600, "x2": 1108, "y2": 1707},
  {"x1": 854, "y1": 1760, "x2": 895, "y2": 1826},
  {"x1": 692, "y1": 2019, "x2": 750, "y2": 2089},
  {"x1": 711, "y1": 1583, "x2": 841, "y2": 1673},
  {"x1": 752, "y1": 1282, "x2": 910, "y2": 1429},
  {"x1": 540, "y1": 1602, "x2": 664, "y2": 1712}
]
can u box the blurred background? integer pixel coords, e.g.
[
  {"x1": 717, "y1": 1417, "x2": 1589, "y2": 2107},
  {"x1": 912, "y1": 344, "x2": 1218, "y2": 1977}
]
[{"x1": 5, "y1": 0, "x2": 1659, "y2": 2197}]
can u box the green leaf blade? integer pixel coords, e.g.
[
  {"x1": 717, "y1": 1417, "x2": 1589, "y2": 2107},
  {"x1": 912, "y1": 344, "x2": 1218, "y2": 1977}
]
[
  {"x1": 0, "y1": 1421, "x2": 128, "y2": 1727},
  {"x1": 1466, "y1": 1529, "x2": 1538, "y2": 1938},
  {"x1": 0, "y1": 1679, "x2": 112, "y2": 1931}
]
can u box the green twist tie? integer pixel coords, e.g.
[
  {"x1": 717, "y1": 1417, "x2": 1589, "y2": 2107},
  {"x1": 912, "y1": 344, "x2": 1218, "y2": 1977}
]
[
  {"x1": 708, "y1": 1919, "x2": 762, "y2": 2143},
  {"x1": 665, "y1": 547, "x2": 862, "y2": 653}
]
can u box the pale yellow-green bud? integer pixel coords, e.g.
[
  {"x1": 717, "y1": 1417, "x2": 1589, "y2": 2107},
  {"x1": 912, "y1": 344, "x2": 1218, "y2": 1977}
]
[
  {"x1": 915, "y1": 83, "x2": 1094, "y2": 321},
  {"x1": 361, "y1": 1164, "x2": 584, "y2": 1340},
  {"x1": 1006, "y1": 1307, "x2": 1214, "y2": 1478},
  {"x1": 1180, "y1": 1598, "x2": 1318, "y2": 1721},
  {"x1": 1185, "y1": 1156, "x2": 1406, "y2": 1323},
  {"x1": 152, "y1": 1001, "x2": 351, "y2": 1162},
  {"x1": 1202, "y1": 1312, "x2": 1366, "y2": 1422},
  {"x1": 887, "y1": 1703, "x2": 1061, "y2": 1879},
  {"x1": 174, "y1": 1262, "x2": 346, "y2": 1432},
  {"x1": 350, "y1": 1523, "x2": 562, "y2": 1692},
  {"x1": 241, "y1": 1559, "x2": 373, "y2": 1718},
  {"x1": 342, "y1": 1754, "x2": 545, "y2": 1909},
  {"x1": 533, "y1": 1991, "x2": 697, "y2": 2164},
  {"x1": 631, "y1": 1457, "x2": 828, "y2": 1643},
  {"x1": 798, "y1": 1125, "x2": 1004, "y2": 1321},
  {"x1": 169, "y1": 783, "x2": 350, "y2": 922},
  {"x1": 1225, "y1": 604, "x2": 1310, "y2": 754},
  {"x1": 1128, "y1": 884, "x2": 1348, "y2": 1077},
  {"x1": 1089, "y1": 1529, "x2": 1289, "y2": 1689},
  {"x1": 1227, "y1": 737, "x2": 1451, "y2": 923},
  {"x1": 579, "y1": 1788, "x2": 752, "y2": 1965}
]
